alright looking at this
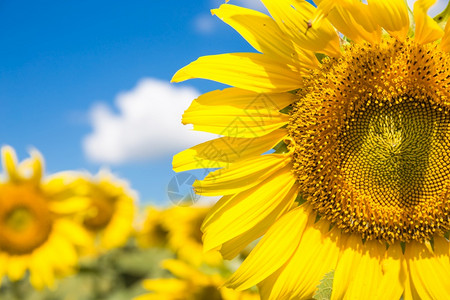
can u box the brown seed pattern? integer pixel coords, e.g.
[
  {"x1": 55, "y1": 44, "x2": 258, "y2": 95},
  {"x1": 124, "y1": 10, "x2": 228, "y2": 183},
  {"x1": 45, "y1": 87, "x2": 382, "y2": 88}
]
[{"x1": 288, "y1": 38, "x2": 450, "y2": 243}]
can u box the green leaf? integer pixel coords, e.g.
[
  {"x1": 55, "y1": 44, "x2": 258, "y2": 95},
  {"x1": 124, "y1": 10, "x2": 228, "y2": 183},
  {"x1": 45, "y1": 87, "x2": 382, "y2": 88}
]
[{"x1": 313, "y1": 270, "x2": 334, "y2": 300}]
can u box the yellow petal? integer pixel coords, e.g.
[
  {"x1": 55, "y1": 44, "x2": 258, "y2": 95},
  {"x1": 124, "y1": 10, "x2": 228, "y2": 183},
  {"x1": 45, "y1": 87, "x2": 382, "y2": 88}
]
[
  {"x1": 261, "y1": 0, "x2": 341, "y2": 57},
  {"x1": 162, "y1": 259, "x2": 204, "y2": 281},
  {"x1": 212, "y1": 4, "x2": 318, "y2": 69},
  {"x1": 29, "y1": 250, "x2": 55, "y2": 290},
  {"x1": 7, "y1": 255, "x2": 28, "y2": 282},
  {"x1": 433, "y1": 0, "x2": 450, "y2": 28},
  {"x1": 344, "y1": 240, "x2": 386, "y2": 300},
  {"x1": 316, "y1": 0, "x2": 381, "y2": 44},
  {"x1": 403, "y1": 269, "x2": 421, "y2": 300},
  {"x1": 414, "y1": 0, "x2": 444, "y2": 44},
  {"x1": 48, "y1": 235, "x2": 78, "y2": 269},
  {"x1": 48, "y1": 196, "x2": 91, "y2": 214},
  {"x1": 194, "y1": 87, "x2": 296, "y2": 108},
  {"x1": 368, "y1": 0, "x2": 409, "y2": 40},
  {"x1": 202, "y1": 169, "x2": 297, "y2": 251},
  {"x1": 2, "y1": 146, "x2": 20, "y2": 182},
  {"x1": 405, "y1": 240, "x2": 450, "y2": 299},
  {"x1": 330, "y1": 233, "x2": 363, "y2": 300},
  {"x1": 173, "y1": 129, "x2": 287, "y2": 172},
  {"x1": 263, "y1": 221, "x2": 341, "y2": 300},
  {"x1": 142, "y1": 278, "x2": 187, "y2": 293},
  {"x1": 226, "y1": 205, "x2": 311, "y2": 290},
  {"x1": 310, "y1": 0, "x2": 337, "y2": 27},
  {"x1": 441, "y1": 19, "x2": 450, "y2": 51},
  {"x1": 220, "y1": 224, "x2": 265, "y2": 260},
  {"x1": 194, "y1": 154, "x2": 290, "y2": 196},
  {"x1": 172, "y1": 52, "x2": 304, "y2": 93},
  {"x1": 374, "y1": 242, "x2": 406, "y2": 300},
  {"x1": 53, "y1": 219, "x2": 93, "y2": 247},
  {"x1": 182, "y1": 89, "x2": 292, "y2": 138}
]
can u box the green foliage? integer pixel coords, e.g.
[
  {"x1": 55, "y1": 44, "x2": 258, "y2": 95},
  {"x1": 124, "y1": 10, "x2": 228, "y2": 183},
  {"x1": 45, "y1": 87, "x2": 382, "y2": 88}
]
[
  {"x1": 0, "y1": 243, "x2": 173, "y2": 300},
  {"x1": 313, "y1": 270, "x2": 334, "y2": 300}
]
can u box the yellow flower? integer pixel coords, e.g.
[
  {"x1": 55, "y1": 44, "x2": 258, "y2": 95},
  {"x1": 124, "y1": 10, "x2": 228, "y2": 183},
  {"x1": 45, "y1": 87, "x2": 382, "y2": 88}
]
[
  {"x1": 172, "y1": 0, "x2": 450, "y2": 299},
  {"x1": 136, "y1": 207, "x2": 170, "y2": 248},
  {"x1": 163, "y1": 206, "x2": 223, "y2": 266},
  {"x1": 78, "y1": 170, "x2": 136, "y2": 251},
  {"x1": 0, "y1": 146, "x2": 91, "y2": 289},
  {"x1": 135, "y1": 259, "x2": 260, "y2": 300}
]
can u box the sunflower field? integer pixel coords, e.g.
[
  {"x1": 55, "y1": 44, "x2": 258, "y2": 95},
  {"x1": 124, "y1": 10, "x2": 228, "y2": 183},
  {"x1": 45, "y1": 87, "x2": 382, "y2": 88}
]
[{"x1": 2, "y1": 0, "x2": 450, "y2": 299}]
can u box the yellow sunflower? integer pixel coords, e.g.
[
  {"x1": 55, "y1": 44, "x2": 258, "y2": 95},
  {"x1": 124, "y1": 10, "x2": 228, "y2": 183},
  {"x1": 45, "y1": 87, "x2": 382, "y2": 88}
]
[
  {"x1": 163, "y1": 206, "x2": 223, "y2": 266},
  {"x1": 172, "y1": 0, "x2": 450, "y2": 298},
  {"x1": 136, "y1": 207, "x2": 170, "y2": 248},
  {"x1": 78, "y1": 170, "x2": 136, "y2": 251},
  {"x1": 0, "y1": 146, "x2": 91, "y2": 289},
  {"x1": 135, "y1": 259, "x2": 260, "y2": 300}
]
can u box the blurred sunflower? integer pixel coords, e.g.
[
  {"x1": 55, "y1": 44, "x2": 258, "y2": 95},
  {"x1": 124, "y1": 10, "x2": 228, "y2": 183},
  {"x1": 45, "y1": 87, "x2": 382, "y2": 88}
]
[
  {"x1": 0, "y1": 146, "x2": 91, "y2": 289},
  {"x1": 163, "y1": 206, "x2": 222, "y2": 266},
  {"x1": 135, "y1": 259, "x2": 260, "y2": 300},
  {"x1": 79, "y1": 170, "x2": 136, "y2": 251},
  {"x1": 136, "y1": 207, "x2": 170, "y2": 248},
  {"x1": 173, "y1": 0, "x2": 450, "y2": 299}
]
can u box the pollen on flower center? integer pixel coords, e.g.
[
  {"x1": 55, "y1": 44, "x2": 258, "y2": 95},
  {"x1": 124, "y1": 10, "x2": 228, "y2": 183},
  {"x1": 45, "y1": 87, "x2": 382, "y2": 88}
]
[{"x1": 288, "y1": 38, "x2": 450, "y2": 243}]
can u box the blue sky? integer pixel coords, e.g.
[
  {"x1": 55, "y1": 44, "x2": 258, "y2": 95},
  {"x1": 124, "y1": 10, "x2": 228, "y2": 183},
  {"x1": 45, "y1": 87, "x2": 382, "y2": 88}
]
[
  {"x1": 0, "y1": 0, "x2": 266, "y2": 205},
  {"x1": 1, "y1": 0, "x2": 447, "y2": 206}
]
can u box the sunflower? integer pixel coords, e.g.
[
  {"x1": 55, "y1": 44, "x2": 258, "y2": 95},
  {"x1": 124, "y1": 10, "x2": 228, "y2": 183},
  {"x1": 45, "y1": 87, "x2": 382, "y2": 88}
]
[
  {"x1": 163, "y1": 206, "x2": 223, "y2": 266},
  {"x1": 0, "y1": 146, "x2": 91, "y2": 289},
  {"x1": 135, "y1": 259, "x2": 260, "y2": 300},
  {"x1": 136, "y1": 207, "x2": 170, "y2": 248},
  {"x1": 172, "y1": 0, "x2": 450, "y2": 298},
  {"x1": 78, "y1": 170, "x2": 136, "y2": 251}
]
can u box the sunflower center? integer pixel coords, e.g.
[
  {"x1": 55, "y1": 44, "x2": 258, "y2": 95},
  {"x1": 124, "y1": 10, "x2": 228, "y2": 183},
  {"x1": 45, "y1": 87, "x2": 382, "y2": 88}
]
[
  {"x1": 0, "y1": 185, "x2": 53, "y2": 254},
  {"x1": 341, "y1": 99, "x2": 450, "y2": 210},
  {"x1": 288, "y1": 38, "x2": 450, "y2": 243},
  {"x1": 194, "y1": 285, "x2": 223, "y2": 300},
  {"x1": 83, "y1": 195, "x2": 115, "y2": 231},
  {"x1": 6, "y1": 207, "x2": 35, "y2": 232}
]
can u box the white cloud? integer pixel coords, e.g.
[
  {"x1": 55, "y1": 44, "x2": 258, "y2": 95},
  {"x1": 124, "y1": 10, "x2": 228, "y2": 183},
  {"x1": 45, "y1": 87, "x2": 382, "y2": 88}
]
[
  {"x1": 407, "y1": 0, "x2": 448, "y2": 16},
  {"x1": 83, "y1": 78, "x2": 215, "y2": 164},
  {"x1": 193, "y1": 13, "x2": 217, "y2": 35}
]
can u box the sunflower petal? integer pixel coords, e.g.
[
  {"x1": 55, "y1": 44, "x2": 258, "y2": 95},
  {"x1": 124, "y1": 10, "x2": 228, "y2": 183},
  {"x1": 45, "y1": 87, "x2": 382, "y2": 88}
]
[
  {"x1": 226, "y1": 205, "x2": 311, "y2": 290},
  {"x1": 184, "y1": 108, "x2": 289, "y2": 138},
  {"x1": 374, "y1": 242, "x2": 406, "y2": 300},
  {"x1": 194, "y1": 87, "x2": 296, "y2": 108},
  {"x1": 7, "y1": 255, "x2": 28, "y2": 281},
  {"x1": 344, "y1": 240, "x2": 386, "y2": 300},
  {"x1": 368, "y1": 0, "x2": 409, "y2": 40},
  {"x1": 317, "y1": 0, "x2": 381, "y2": 44},
  {"x1": 172, "y1": 53, "x2": 304, "y2": 93},
  {"x1": 406, "y1": 240, "x2": 450, "y2": 299},
  {"x1": 414, "y1": 0, "x2": 444, "y2": 44},
  {"x1": 220, "y1": 182, "x2": 298, "y2": 259},
  {"x1": 212, "y1": 4, "x2": 317, "y2": 69},
  {"x1": 261, "y1": 0, "x2": 341, "y2": 57},
  {"x1": 193, "y1": 154, "x2": 290, "y2": 196},
  {"x1": 2, "y1": 146, "x2": 20, "y2": 182},
  {"x1": 173, "y1": 129, "x2": 287, "y2": 172},
  {"x1": 182, "y1": 89, "x2": 292, "y2": 138},
  {"x1": 202, "y1": 166, "x2": 297, "y2": 251},
  {"x1": 263, "y1": 221, "x2": 341, "y2": 300},
  {"x1": 441, "y1": 20, "x2": 450, "y2": 52},
  {"x1": 330, "y1": 234, "x2": 363, "y2": 300}
]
